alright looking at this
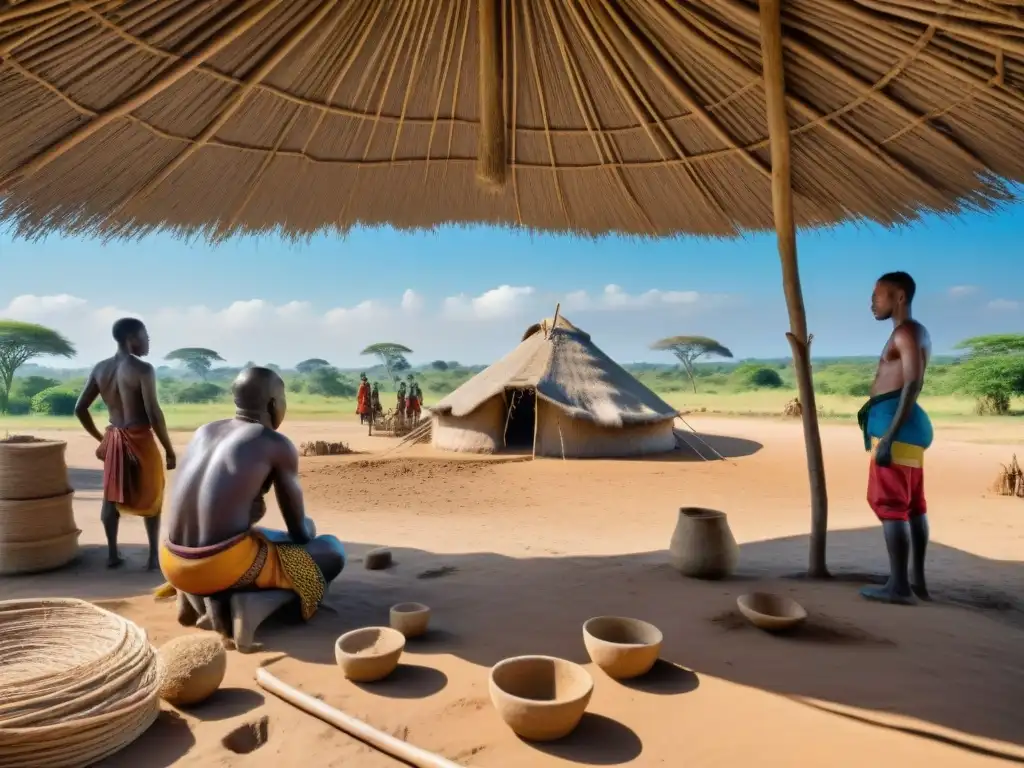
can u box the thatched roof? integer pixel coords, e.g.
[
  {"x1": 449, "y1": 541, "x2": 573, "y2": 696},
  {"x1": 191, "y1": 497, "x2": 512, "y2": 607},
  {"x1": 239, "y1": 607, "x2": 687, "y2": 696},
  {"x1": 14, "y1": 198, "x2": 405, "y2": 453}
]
[
  {"x1": 432, "y1": 315, "x2": 677, "y2": 427},
  {"x1": 1, "y1": 1, "x2": 1023, "y2": 240}
]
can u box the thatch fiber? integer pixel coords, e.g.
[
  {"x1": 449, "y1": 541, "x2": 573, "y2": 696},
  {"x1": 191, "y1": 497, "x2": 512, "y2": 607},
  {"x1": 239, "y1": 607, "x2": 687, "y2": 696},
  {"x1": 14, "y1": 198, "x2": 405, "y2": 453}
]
[
  {"x1": 0, "y1": 437, "x2": 79, "y2": 575},
  {"x1": 993, "y1": 454, "x2": 1023, "y2": 498},
  {"x1": 300, "y1": 440, "x2": 353, "y2": 456},
  {"x1": 1, "y1": 1, "x2": 1023, "y2": 241},
  {"x1": 0, "y1": 437, "x2": 70, "y2": 500},
  {"x1": 432, "y1": 315, "x2": 678, "y2": 457},
  {"x1": 0, "y1": 598, "x2": 161, "y2": 767}
]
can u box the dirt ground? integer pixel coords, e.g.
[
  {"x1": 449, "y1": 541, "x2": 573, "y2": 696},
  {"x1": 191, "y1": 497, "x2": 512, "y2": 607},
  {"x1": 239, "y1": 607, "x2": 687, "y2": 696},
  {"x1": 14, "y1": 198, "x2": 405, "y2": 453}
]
[{"x1": 3, "y1": 416, "x2": 1023, "y2": 767}]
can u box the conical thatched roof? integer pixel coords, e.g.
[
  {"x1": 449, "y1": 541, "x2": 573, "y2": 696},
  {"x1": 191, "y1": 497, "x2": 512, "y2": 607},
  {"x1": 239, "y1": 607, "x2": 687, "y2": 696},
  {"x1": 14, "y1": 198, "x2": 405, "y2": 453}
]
[
  {"x1": 1, "y1": 1, "x2": 1023, "y2": 240},
  {"x1": 433, "y1": 316, "x2": 677, "y2": 427}
]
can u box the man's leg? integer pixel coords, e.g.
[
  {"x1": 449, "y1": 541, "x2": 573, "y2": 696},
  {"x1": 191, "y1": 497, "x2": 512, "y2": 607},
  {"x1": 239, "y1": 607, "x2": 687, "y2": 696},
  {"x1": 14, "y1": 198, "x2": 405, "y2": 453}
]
[
  {"x1": 861, "y1": 460, "x2": 915, "y2": 605},
  {"x1": 144, "y1": 515, "x2": 160, "y2": 571},
  {"x1": 100, "y1": 500, "x2": 124, "y2": 568},
  {"x1": 909, "y1": 467, "x2": 929, "y2": 600},
  {"x1": 307, "y1": 535, "x2": 345, "y2": 584}
]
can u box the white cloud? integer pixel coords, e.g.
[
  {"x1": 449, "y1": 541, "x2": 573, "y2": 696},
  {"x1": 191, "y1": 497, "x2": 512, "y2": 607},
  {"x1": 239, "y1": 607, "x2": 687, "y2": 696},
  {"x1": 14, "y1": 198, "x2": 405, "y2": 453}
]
[
  {"x1": 987, "y1": 298, "x2": 1020, "y2": 312},
  {"x1": 948, "y1": 285, "x2": 980, "y2": 298},
  {"x1": 0, "y1": 283, "x2": 735, "y2": 368}
]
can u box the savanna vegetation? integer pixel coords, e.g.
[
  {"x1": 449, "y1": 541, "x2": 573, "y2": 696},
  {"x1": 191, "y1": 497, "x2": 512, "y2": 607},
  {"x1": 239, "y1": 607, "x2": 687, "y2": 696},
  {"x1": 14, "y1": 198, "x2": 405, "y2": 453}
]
[{"x1": 1, "y1": 323, "x2": 1021, "y2": 430}]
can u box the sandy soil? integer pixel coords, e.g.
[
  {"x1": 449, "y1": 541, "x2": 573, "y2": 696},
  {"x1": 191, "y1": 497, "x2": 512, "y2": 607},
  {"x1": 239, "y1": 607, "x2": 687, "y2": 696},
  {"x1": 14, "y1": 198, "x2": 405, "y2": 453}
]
[{"x1": 3, "y1": 416, "x2": 1023, "y2": 767}]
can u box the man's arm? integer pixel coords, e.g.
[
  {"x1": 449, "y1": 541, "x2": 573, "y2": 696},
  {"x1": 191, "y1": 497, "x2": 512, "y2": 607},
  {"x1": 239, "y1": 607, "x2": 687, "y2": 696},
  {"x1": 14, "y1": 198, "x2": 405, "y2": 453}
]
[
  {"x1": 272, "y1": 437, "x2": 313, "y2": 545},
  {"x1": 877, "y1": 326, "x2": 925, "y2": 465},
  {"x1": 138, "y1": 363, "x2": 176, "y2": 469},
  {"x1": 74, "y1": 371, "x2": 104, "y2": 442}
]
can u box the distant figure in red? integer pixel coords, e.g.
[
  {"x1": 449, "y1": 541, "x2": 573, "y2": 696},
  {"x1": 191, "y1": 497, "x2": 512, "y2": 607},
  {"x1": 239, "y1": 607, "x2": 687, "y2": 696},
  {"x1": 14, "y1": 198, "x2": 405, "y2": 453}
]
[
  {"x1": 405, "y1": 376, "x2": 422, "y2": 422},
  {"x1": 356, "y1": 373, "x2": 370, "y2": 424}
]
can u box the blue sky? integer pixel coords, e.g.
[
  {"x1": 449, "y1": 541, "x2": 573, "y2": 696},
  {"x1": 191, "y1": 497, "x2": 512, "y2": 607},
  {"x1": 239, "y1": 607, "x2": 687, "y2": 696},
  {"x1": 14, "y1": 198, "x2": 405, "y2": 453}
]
[{"x1": 1, "y1": 203, "x2": 1021, "y2": 368}]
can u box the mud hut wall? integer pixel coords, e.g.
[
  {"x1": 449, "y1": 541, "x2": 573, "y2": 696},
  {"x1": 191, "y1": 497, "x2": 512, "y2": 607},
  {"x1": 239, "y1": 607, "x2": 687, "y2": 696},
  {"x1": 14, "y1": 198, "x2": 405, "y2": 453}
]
[
  {"x1": 431, "y1": 395, "x2": 506, "y2": 453},
  {"x1": 533, "y1": 400, "x2": 675, "y2": 458}
]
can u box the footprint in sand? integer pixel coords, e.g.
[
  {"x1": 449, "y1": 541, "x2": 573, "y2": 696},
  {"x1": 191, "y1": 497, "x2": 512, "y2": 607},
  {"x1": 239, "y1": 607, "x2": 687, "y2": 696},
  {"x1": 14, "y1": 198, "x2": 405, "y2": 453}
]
[
  {"x1": 416, "y1": 565, "x2": 459, "y2": 580},
  {"x1": 221, "y1": 715, "x2": 271, "y2": 755}
]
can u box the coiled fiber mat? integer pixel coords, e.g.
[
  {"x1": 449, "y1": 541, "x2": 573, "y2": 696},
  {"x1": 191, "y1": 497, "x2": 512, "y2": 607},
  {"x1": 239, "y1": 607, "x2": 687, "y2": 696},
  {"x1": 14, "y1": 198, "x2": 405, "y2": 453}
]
[{"x1": 0, "y1": 598, "x2": 161, "y2": 767}]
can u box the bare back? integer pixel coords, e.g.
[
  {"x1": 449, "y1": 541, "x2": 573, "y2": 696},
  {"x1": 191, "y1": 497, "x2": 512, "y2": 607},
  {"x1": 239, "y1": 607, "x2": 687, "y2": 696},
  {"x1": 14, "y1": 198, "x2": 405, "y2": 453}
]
[
  {"x1": 165, "y1": 419, "x2": 305, "y2": 548},
  {"x1": 91, "y1": 354, "x2": 151, "y2": 428},
  {"x1": 871, "y1": 321, "x2": 931, "y2": 397}
]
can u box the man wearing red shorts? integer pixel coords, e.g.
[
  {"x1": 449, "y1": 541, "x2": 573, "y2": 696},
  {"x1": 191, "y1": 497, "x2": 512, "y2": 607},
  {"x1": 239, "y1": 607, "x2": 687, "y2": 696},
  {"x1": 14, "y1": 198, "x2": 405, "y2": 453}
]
[{"x1": 857, "y1": 271, "x2": 933, "y2": 605}]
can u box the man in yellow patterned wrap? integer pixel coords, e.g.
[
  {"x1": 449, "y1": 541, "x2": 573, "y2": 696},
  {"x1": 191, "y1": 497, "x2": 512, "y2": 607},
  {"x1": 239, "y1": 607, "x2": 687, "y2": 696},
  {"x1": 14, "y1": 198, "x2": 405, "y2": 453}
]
[{"x1": 157, "y1": 367, "x2": 344, "y2": 632}]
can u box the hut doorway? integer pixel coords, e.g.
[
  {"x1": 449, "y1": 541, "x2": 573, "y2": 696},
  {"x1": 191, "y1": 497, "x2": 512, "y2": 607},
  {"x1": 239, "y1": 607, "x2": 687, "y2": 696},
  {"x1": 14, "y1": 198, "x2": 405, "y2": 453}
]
[{"x1": 503, "y1": 388, "x2": 536, "y2": 449}]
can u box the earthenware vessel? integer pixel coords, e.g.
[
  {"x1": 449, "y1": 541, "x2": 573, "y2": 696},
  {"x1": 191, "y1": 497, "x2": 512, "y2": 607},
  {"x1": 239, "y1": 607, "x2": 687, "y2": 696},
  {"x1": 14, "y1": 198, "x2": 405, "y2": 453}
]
[
  {"x1": 489, "y1": 655, "x2": 593, "y2": 742},
  {"x1": 390, "y1": 602, "x2": 431, "y2": 638},
  {"x1": 335, "y1": 627, "x2": 405, "y2": 682},
  {"x1": 736, "y1": 592, "x2": 807, "y2": 632},
  {"x1": 582, "y1": 616, "x2": 662, "y2": 680},
  {"x1": 669, "y1": 507, "x2": 738, "y2": 579}
]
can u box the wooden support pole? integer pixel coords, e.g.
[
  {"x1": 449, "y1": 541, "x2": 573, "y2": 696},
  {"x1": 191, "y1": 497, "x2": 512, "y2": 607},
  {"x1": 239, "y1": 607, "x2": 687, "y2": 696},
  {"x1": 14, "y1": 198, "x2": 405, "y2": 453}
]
[
  {"x1": 476, "y1": 0, "x2": 506, "y2": 188},
  {"x1": 759, "y1": 0, "x2": 829, "y2": 578}
]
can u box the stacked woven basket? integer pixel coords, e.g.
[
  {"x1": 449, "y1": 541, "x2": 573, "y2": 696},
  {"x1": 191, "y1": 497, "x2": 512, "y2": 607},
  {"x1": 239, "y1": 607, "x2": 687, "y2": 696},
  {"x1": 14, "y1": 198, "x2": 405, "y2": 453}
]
[
  {"x1": 0, "y1": 437, "x2": 80, "y2": 575},
  {"x1": 0, "y1": 598, "x2": 162, "y2": 767}
]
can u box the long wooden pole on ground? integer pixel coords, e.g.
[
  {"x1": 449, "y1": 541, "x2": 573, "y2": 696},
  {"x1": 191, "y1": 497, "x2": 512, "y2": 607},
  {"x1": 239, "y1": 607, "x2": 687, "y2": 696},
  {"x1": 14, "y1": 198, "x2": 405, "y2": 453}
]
[{"x1": 759, "y1": 0, "x2": 829, "y2": 578}]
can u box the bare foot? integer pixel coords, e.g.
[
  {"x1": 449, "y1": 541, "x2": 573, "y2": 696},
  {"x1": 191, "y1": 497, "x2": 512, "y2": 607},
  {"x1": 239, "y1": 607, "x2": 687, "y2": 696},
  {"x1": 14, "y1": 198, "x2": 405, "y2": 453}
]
[
  {"x1": 860, "y1": 584, "x2": 916, "y2": 606},
  {"x1": 107, "y1": 554, "x2": 126, "y2": 569}
]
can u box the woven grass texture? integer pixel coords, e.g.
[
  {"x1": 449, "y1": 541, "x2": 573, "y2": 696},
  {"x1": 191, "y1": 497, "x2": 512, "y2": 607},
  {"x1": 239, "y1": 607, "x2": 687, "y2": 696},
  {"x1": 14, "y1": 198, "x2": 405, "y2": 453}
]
[
  {"x1": 0, "y1": 598, "x2": 161, "y2": 768},
  {"x1": 1, "y1": 1, "x2": 1023, "y2": 240}
]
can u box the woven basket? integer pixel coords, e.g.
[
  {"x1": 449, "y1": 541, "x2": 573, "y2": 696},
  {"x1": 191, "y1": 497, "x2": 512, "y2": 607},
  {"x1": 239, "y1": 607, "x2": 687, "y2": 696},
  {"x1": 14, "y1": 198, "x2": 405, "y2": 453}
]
[
  {"x1": 0, "y1": 598, "x2": 161, "y2": 768},
  {"x1": 0, "y1": 492, "x2": 77, "y2": 544},
  {"x1": 0, "y1": 438, "x2": 70, "y2": 501},
  {"x1": 0, "y1": 530, "x2": 81, "y2": 576}
]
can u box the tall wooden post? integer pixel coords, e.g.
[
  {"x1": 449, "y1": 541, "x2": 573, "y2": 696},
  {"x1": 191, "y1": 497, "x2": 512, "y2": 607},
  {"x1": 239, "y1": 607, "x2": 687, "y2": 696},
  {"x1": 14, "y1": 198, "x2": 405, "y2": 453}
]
[
  {"x1": 476, "y1": 0, "x2": 506, "y2": 188},
  {"x1": 759, "y1": 0, "x2": 829, "y2": 578}
]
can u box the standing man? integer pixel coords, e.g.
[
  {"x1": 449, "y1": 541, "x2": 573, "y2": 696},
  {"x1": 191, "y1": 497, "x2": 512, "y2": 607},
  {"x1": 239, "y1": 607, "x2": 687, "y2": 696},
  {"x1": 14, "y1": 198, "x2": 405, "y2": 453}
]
[
  {"x1": 857, "y1": 272, "x2": 933, "y2": 605},
  {"x1": 74, "y1": 317, "x2": 175, "y2": 570},
  {"x1": 356, "y1": 373, "x2": 370, "y2": 425},
  {"x1": 396, "y1": 379, "x2": 407, "y2": 422}
]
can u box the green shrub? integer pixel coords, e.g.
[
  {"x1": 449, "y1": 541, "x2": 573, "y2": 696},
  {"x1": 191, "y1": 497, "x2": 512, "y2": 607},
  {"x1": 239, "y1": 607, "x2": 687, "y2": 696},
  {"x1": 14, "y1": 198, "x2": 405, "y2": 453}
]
[
  {"x1": 176, "y1": 382, "x2": 226, "y2": 404},
  {"x1": 307, "y1": 367, "x2": 357, "y2": 398},
  {"x1": 287, "y1": 379, "x2": 305, "y2": 393},
  {"x1": 30, "y1": 387, "x2": 78, "y2": 416},
  {"x1": 731, "y1": 364, "x2": 784, "y2": 390},
  {"x1": 845, "y1": 380, "x2": 872, "y2": 397},
  {"x1": 6, "y1": 396, "x2": 31, "y2": 415},
  {"x1": 14, "y1": 375, "x2": 60, "y2": 399}
]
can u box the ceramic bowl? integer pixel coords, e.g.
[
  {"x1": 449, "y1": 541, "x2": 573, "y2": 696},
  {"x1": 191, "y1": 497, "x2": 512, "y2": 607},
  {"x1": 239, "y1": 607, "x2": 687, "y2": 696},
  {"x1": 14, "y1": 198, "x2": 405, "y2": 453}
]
[
  {"x1": 390, "y1": 602, "x2": 431, "y2": 638},
  {"x1": 488, "y1": 655, "x2": 593, "y2": 742},
  {"x1": 582, "y1": 616, "x2": 663, "y2": 680},
  {"x1": 335, "y1": 627, "x2": 406, "y2": 682},
  {"x1": 736, "y1": 592, "x2": 808, "y2": 632}
]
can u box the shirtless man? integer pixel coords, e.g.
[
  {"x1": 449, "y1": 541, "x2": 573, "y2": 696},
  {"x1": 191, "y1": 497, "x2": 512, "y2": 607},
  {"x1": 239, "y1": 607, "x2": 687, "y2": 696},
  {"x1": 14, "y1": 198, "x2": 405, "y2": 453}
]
[
  {"x1": 159, "y1": 367, "x2": 344, "y2": 637},
  {"x1": 75, "y1": 318, "x2": 175, "y2": 570},
  {"x1": 857, "y1": 271, "x2": 933, "y2": 605}
]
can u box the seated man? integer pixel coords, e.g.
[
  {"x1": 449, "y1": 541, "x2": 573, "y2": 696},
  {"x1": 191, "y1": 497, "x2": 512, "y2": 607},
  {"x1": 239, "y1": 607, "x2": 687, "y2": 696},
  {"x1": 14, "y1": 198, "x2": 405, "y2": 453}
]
[{"x1": 157, "y1": 367, "x2": 344, "y2": 636}]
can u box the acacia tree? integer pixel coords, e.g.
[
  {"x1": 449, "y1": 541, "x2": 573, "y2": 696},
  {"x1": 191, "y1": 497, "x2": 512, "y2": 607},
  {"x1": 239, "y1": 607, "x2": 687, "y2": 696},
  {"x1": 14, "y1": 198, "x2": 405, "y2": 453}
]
[
  {"x1": 165, "y1": 347, "x2": 225, "y2": 380},
  {"x1": 954, "y1": 333, "x2": 1024, "y2": 415},
  {"x1": 296, "y1": 358, "x2": 331, "y2": 374},
  {"x1": 0, "y1": 321, "x2": 75, "y2": 413},
  {"x1": 650, "y1": 335, "x2": 733, "y2": 393},
  {"x1": 360, "y1": 342, "x2": 412, "y2": 384}
]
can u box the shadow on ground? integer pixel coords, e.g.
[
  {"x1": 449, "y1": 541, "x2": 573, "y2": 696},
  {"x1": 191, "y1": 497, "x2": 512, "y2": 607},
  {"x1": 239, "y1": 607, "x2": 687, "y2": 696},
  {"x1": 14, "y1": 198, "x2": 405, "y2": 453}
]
[{"x1": 260, "y1": 529, "x2": 1024, "y2": 756}]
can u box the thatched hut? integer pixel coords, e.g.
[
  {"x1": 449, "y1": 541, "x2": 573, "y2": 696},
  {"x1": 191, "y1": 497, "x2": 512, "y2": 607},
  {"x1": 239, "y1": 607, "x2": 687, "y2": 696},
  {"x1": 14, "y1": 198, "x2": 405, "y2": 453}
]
[{"x1": 431, "y1": 316, "x2": 677, "y2": 458}]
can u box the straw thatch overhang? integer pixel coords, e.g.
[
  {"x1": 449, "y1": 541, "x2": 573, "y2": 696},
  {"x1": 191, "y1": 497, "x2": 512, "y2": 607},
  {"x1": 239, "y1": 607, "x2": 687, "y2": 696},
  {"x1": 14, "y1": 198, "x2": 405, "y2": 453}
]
[
  {"x1": 0, "y1": 0, "x2": 1021, "y2": 239},
  {"x1": 2, "y1": 0, "x2": 1023, "y2": 576}
]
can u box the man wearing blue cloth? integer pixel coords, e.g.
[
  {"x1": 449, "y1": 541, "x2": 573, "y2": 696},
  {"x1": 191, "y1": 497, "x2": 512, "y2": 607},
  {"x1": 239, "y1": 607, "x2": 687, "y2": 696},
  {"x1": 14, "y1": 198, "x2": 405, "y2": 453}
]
[{"x1": 857, "y1": 272, "x2": 933, "y2": 605}]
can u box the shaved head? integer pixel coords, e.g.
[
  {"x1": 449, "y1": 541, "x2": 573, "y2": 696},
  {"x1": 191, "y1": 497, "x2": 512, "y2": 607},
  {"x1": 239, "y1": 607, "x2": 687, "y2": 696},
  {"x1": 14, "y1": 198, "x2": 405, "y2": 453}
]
[{"x1": 232, "y1": 366, "x2": 287, "y2": 428}]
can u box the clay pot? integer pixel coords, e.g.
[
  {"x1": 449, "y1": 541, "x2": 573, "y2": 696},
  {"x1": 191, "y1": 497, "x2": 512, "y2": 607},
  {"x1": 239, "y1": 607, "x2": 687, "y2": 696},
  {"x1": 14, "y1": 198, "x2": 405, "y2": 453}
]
[
  {"x1": 668, "y1": 507, "x2": 738, "y2": 579},
  {"x1": 335, "y1": 627, "x2": 405, "y2": 682},
  {"x1": 489, "y1": 656, "x2": 593, "y2": 742},
  {"x1": 582, "y1": 616, "x2": 662, "y2": 680},
  {"x1": 736, "y1": 592, "x2": 807, "y2": 632},
  {"x1": 389, "y1": 602, "x2": 430, "y2": 638}
]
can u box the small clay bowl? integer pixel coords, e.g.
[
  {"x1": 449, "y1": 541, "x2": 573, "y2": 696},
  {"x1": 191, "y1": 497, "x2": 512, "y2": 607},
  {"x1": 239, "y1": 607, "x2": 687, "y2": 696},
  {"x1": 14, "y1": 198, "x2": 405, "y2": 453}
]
[
  {"x1": 390, "y1": 602, "x2": 431, "y2": 638},
  {"x1": 335, "y1": 627, "x2": 406, "y2": 682},
  {"x1": 582, "y1": 616, "x2": 663, "y2": 680},
  {"x1": 489, "y1": 655, "x2": 593, "y2": 742},
  {"x1": 737, "y1": 592, "x2": 808, "y2": 632}
]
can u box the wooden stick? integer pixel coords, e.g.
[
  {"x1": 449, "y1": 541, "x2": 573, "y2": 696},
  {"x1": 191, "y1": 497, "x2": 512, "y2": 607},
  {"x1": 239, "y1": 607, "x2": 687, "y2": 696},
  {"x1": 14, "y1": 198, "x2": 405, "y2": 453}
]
[
  {"x1": 759, "y1": 0, "x2": 829, "y2": 578},
  {"x1": 547, "y1": 302, "x2": 561, "y2": 339},
  {"x1": 255, "y1": 667, "x2": 464, "y2": 768},
  {"x1": 476, "y1": 0, "x2": 506, "y2": 187}
]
